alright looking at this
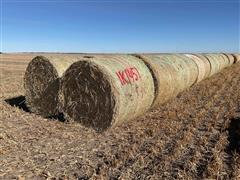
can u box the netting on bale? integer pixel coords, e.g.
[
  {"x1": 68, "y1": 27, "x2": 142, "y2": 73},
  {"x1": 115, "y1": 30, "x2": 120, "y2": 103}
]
[
  {"x1": 134, "y1": 54, "x2": 198, "y2": 108},
  {"x1": 24, "y1": 55, "x2": 84, "y2": 117},
  {"x1": 61, "y1": 55, "x2": 155, "y2": 131},
  {"x1": 185, "y1": 54, "x2": 210, "y2": 83}
]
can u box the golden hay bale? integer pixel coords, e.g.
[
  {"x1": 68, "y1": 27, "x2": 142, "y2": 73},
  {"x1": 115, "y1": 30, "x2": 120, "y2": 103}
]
[
  {"x1": 175, "y1": 54, "x2": 199, "y2": 87},
  {"x1": 24, "y1": 55, "x2": 84, "y2": 117},
  {"x1": 223, "y1": 53, "x2": 235, "y2": 65},
  {"x1": 61, "y1": 55, "x2": 155, "y2": 131},
  {"x1": 135, "y1": 54, "x2": 198, "y2": 108},
  {"x1": 185, "y1": 54, "x2": 210, "y2": 83},
  {"x1": 134, "y1": 54, "x2": 176, "y2": 106},
  {"x1": 203, "y1": 54, "x2": 227, "y2": 76},
  {"x1": 219, "y1": 53, "x2": 232, "y2": 67},
  {"x1": 232, "y1": 53, "x2": 240, "y2": 63},
  {"x1": 194, "y1": 54, "x2": 211, "y2": 78}
]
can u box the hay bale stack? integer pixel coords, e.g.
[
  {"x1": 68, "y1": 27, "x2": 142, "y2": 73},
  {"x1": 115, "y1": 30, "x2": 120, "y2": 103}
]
[
  {"x1": 24, "y1": 55, "x2": 84, "y2": 117},
  {"x1": 61, "y1": 55, "x2": 155, "y2": 131},
  {"x1": 134, "y1": 54, "x2": 198, "y2": 107},
  {"x1": 185, "y1": 54, "x2": 211, "y2": 83}
]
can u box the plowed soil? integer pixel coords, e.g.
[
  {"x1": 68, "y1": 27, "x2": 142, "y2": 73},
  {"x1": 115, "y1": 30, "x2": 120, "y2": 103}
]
[{"x1": 1, "y1": 54, "x2": 240, "y2": 179}]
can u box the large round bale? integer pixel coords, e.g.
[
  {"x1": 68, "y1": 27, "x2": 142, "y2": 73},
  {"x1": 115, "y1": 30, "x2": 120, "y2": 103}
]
[
  {"x1": 203, "y1": 54, "x2": 227, "y2": 76},
  {"x1": 134, "y1": 54, "x2": 176, "y2": 105},
  {"x1": 171, "y1": 54, "x2": 199, "y2": 89},
  {"x1": 134, "y1": 54, "x2": 198, "y2": 107},
  {"x1": 185, "y1": 54, "x2": 210, "y2": 83},
  {"x1": 232, "y1": 54, "x2": 240, "y2": 63},
  {"x1": 220, "y1": 53, "x2": 232, "y2": 67},
  {"x1": 194, "y1": 54, "x2": 211, "y2": 77},
  {"x1": 61, "y1": 55, "x2": 155, "y2": 131},
  {"x1": 223, "y1": 53, "x2": 235, "y2": 65},
  {"x1": 24, "y1": 55, "x2": 85, "y2": 117}
]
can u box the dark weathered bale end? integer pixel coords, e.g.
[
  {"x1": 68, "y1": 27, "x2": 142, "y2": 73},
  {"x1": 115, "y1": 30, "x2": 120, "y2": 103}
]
[
  {"x1": 61, "y1": 55, "x2": 155, "y2": 131},
  {"x1": 24, "y1": 55, "x2": 83, "y2": 117}
]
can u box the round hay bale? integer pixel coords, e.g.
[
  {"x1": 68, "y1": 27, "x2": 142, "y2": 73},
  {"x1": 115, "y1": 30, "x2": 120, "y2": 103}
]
[
  {"x1": 194, "y1": 54, "x2": 211, "y2": 77},
  {"x1": 232, "y1": 53, "x2": 240, "y2": 63},
  {"x1": 174, "y1": 54, "x2": 199, "y2": 87},
  {"x1": 134, "y1": 54, "x2": 176, "y2": 106},
  {"x1": 135, "y1": 54, "x2": 198, "y2": 108},
  {"x1": 203, "y1": 54, "x2": 223, "y2": 76},
  {"x1": 185, "y1": 54, "x2": 210, "y2": 82},
  {"x1": 223, "y1": 53, "x2": 235, "y2": 65},
  {"x1": 219, "y1": 54, "x2": 231, "y2": 67},
  {"x1": 61, "y1": 55, "x2": 155, "y2": 131},
  {"x1": 24, "y1": 55, "x2": 84, "y2": 117}
]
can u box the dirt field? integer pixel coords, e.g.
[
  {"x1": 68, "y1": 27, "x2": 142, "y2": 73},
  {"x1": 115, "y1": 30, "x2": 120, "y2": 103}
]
[{"x1": 1, "y1": 54, "x2": 240, "y2": 179}]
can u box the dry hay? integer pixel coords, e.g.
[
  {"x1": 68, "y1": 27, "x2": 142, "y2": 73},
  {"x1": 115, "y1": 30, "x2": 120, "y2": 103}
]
[
  {"x1": 134, "y1": 54, "x2": 198, "y2": 108},
  {"x1": 220, "y1": 53, "x2": 232, "y2": 67},
  {"x1": 232, "y1": 53, "x2": 240, "y2": 63},
  {"x1": 203, "y1": 54, "x2": 229, "y2": 76},
  {"x1": 194, "y1": 54, "x2": 211, "y2": 77},
  {"x1": 185, "y1": 54, "x2": 211, "y2": 83},
  {"x1": 24, "y1": 55, "x2": 84, "y2": 117},
  {"x1": 223, "y1": 53, "x2": 235, "y2": 65},
  {"x1": 61, "y1": 55, "x2": 155, "y2": 131}
]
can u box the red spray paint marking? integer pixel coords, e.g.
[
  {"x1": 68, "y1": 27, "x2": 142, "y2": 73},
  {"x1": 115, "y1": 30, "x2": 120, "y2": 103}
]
[{"x1": 116, "y1": 67, "x2": 141, "y2": 86}]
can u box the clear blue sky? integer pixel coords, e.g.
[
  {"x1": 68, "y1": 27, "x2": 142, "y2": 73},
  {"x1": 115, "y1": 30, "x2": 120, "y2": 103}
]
[{"x1": 1, "y1": 0, "x2": 239, "y2": 53}]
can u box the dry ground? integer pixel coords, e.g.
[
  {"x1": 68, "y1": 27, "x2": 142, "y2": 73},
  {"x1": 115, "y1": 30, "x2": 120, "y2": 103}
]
[{"x1": 0, "y1": 54, "x2": 240, "y2": 179}]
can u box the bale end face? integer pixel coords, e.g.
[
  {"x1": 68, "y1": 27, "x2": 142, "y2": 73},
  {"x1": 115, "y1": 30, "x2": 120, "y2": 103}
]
[
  {"x1": 24, "y1": 56, "x2": 60, "y2": 117},
  {"x1": 61, "y1": 60, "x2": 116, "y2": 132}
]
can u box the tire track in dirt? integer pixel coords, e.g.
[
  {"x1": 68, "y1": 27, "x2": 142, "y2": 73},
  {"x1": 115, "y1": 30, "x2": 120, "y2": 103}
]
[
  {"x1": 193, "y1": 70, "x2": 240, "y2": 179},
  {"x1": 168, "y1": 71, "x2": 238, "y2": 179},
  {"x1": 133, "y1": 91, "x2": 226, "y2": 178}
]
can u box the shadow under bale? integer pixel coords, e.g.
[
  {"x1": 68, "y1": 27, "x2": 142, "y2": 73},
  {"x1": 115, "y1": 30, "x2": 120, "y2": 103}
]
[
  {"x1": 5, "y1": 95, "x2": 30, "y2": 112},
  {"x1": 5, "y1": 95, "x2": 66, "y2": 122}
]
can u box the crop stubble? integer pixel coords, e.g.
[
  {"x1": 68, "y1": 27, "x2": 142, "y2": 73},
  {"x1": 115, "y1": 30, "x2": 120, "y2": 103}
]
[{"x1": 0, "y1": 54, "x2": 240, "y2": 179}]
